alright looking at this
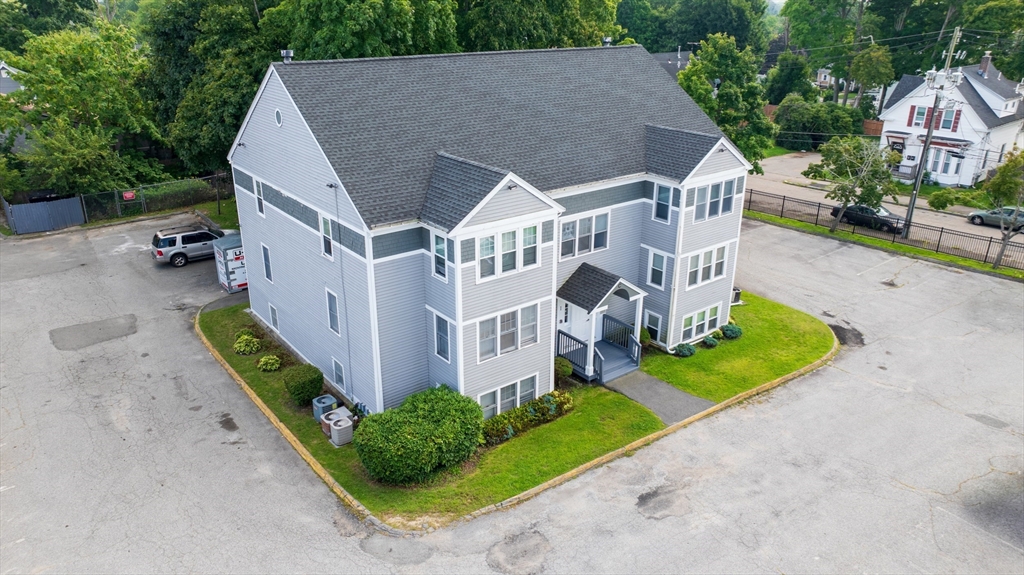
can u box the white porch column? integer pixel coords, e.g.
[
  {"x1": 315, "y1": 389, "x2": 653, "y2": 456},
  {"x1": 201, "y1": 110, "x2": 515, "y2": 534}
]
[
  {"x1": 633, "y1": 296, "x2": 643, "y2": 339},
  {"x1": 585, "y1": 310, "x2": 597, "y2": 376}
]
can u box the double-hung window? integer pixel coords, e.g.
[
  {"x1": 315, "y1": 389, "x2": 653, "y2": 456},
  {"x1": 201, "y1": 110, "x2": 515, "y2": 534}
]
[
  {"x1": 520, "y1": 304, "x2": 538, "y2": 345},
  {"x1": 518, "y1": 376, "x2": 536, "y2": 404},
  {"x1": 681, "y1": 304, "x2": 720, "y2": 341},
  {"x1": 645, "y1": 311, "x2": 662, "y2": 343},
  {"x1": 256, "y1": 183, "x2": 265, "y2": 215},
  {"x1": 478, "y1": 305, "x2": 537, "y2": 362},
  {"x1": 930, "y1": 148, "x2": 942, "y2": 172},
  {"x1": 499, "y1": 311, "x2": 518, "y2": 353},
  {"x1": 501, "y1": 231, "x2": 517, "y2": 272},
  {"x1": 714, "y1": 246, "x2": 726, "y2": 276},
  {"x1": 648, "y1": 252, "x2": 666, "y2": 288},
  {"x1": 722, "y1": 180, "x2": 735, "y2": 214},
  {"x1": 687, "y1": 244, "x2": 728, "y2": 288},
  {"x1": 654, "y1": 185, "x2": 671, "y2": 222},
  {"x1": 708, "y1": 184, "x2": 722, "y2": 218},
  {"x1": 321, "y1": 216, "x2": 333, "y2": 258},
  {"x1": 940, "y1": 108, "x2": 955, "y2": 130},
  {"x1": 326, "y1": 289, "x2": 340, "y2": 334},
  {"x1": 262, "y1": 244, "x2": 273, "y2": 282},
  {"x1": 480, "y1": 375, "x2": 537, "y2": 420},
  {"x1": 434, "y1": 234, "x2": 447, "y2": 279},
  {"x1": 333, "y1": 359, "x2": 346, "y2": 392},
  {"x1": 435, "y1": 314, "x2": 449, "y2": 361},
  {"x1": 479, "y1": 236, "x2": 496, "y2": 279},
  {"x1": 269, "y1": 304, "x2": 279, "y2": 330},
  {"x1": 523, "y1": 226, "x2": 538, "y2": 267},
  {"x1": 499, "y1": 383, "x2": 517, "y2": 413},
  {"x1": 694, "y1": 186, "x2": 708, "y2": 221},
  {"x1": 941, "y1": 151, "x2": 952, "y2": 175},
  {"x1": 561, "y1": 213, "x2": 609, "y2": 258},
  {"x1": 480, "y1": 391, "x2": 497, "y2": 419},
  {"x1": 913, "y1": 106, "x2": 927, "y2": 127},
  {"x1": 700, "y1": 249, "x2": 713, "y2": 282},
  {"x1": 479, "y1": 318, "x2": 497, "y2": 361}
]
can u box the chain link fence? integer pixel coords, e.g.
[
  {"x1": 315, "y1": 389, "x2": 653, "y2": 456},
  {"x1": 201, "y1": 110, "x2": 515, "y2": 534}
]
[
  {"x1": 744, "y1": 189, "x2": 1024, "y2": 270},
  {"x1": 80, "y1": 173, "x2": 234, "y2": 223}
]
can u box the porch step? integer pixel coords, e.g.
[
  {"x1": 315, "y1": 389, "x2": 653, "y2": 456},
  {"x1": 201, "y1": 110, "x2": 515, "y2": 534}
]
[{"x1": 602, "y1": 362, "x2": 639, "y2": 383}]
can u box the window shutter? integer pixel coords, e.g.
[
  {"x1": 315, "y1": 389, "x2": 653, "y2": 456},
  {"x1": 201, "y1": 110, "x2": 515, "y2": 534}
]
[
  {"x1": 934, "y1": 109, "x2": 943, "y2": 129},
  {"x1": 951, "y1": 109, "x2": 961, "y2": 132},
  {"x1": 923, "y1": 107, "x2": 933, "y2": 128},
  {"x1": 907, "y1": 105, "x2": 915, "y2": 127}
]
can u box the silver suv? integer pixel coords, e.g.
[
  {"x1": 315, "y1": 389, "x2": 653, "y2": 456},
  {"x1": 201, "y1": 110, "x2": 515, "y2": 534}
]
[{"x1": 151, "y1": 225, "x2": 235, "y2": 267}]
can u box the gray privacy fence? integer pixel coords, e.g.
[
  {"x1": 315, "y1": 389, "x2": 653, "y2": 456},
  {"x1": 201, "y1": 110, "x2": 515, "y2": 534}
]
[
  {"x1": 744, "y1": 189, "x2": 1024, "y2": 271},
  {"x1": 81, "y1": 173, "x2": 233, "y2": 224},
  {"x1": 1, "y1": 195, "x2": 85, "y2": 234}
]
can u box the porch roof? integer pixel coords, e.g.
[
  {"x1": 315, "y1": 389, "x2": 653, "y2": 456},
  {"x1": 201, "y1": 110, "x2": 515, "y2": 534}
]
[{"x1": 558, "y1": 262, "x2": 641, "y2": 314}]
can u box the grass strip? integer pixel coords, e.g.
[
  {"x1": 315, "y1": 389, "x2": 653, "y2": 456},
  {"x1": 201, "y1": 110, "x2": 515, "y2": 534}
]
[{"x1": 195, "y1": 197, "x2": 239, "y2": 229}]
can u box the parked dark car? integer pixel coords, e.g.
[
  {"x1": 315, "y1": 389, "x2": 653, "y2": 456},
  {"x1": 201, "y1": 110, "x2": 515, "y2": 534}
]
[
  {"x1": 967, "y1": 207, "x2": 1024, "y2": 231},
  {"x1": 831, "y1": 204, "x2": 906, "y2": 233}
]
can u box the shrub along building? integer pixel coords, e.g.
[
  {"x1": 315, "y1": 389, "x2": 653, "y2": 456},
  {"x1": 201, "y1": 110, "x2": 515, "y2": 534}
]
[{"x1": 228, "y1": 45, "x2": 749, "y2": 417}]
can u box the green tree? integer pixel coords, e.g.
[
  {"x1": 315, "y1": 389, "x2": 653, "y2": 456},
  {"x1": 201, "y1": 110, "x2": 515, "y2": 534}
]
[
  {"x1": 290, "y1": 0, "x2": 414, "y2": 59},
  {"x1": 140, "y1": 0, "x2": 209, "y2": 128},
  {"x1": 849, "y1": 43, "x2": 893, "y2": 109},
  {"x1": 764, "y1": 51, "x2": 815, "y2": 105},
  {"x1": 460, "y1": 0, "x2": 616, "y2": 51},
  {"x1": 782, "y1": 0, "x2": 855, "y2": 102},
  {"x1": 964, "y1": 0, "x2": 1024, "y2": 80},
  {"x1": 802, "y1": 135, "x2": 901, "y2": 232},
  {"x1": 616, "y1": 0, "x2": 660, "y2": 48},
  {"x1": 0, "y1": 156, "x2": 26, "y2": 200},
  {"x1": 0, "y1": 0, "x2": 96, "y2": 54},
  {"x1": 678, "y1": 33, "x2": 777, "y2": 173},
  {"x1": 18, "y1": 118, "x2": 132, "y2": 196},
  {"x1": 666, "y1": 0, "x2": 767, "y2": 54}
]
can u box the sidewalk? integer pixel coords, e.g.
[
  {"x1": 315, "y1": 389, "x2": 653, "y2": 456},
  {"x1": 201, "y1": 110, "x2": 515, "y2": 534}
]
[{"x1": 606, "y1": 371, "x2": 714, "y2": 425}]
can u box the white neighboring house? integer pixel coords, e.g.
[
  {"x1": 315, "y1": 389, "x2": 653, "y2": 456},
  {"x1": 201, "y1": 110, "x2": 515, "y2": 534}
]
[
  {"x1": 0, "y1": 61, "x2": 23, "y2": 95},
  {"x1": 878, "y1": 53, "x2": 1024, "y2": 187}
]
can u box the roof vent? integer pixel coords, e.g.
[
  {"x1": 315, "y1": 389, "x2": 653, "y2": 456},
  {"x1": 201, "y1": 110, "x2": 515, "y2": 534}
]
[
  {"x1": 281, "y1": 49, "x2": 294, "y2": 63},
  {"x1": 602, "y1": 37, "x2": 612, "y2": 47}
]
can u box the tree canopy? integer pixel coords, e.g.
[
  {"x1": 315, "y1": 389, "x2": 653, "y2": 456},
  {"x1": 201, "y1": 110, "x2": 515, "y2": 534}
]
[
  {"x1": 803, "y1": 136, "x2": 902, "y2": 232},
  {"x1": 764, "y1": 51, "x2": 816, "y2": 105},
  {"x1": 679, "y1": 33, "x2": 776, "y2": 173}
]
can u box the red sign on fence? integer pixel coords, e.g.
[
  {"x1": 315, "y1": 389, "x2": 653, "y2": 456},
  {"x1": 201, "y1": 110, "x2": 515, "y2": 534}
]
[{"x1": 123, "y1": 190, "x2": 136, "y2": 201}]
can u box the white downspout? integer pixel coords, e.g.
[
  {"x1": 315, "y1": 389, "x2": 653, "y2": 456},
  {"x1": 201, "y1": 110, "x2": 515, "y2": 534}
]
[{"x1": 586, "y1": 310, "x2": 596, "y2": 377}]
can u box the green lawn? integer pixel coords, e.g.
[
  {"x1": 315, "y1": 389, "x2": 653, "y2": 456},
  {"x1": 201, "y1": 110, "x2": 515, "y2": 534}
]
[
  {"x1": 195, "y1": 197, "x2": 239, "y2": 229},
  {"x1": 0, "y1": 221, "x2": 12, "y2": 236},
  {"x1": 745, "y1": 210, "x2": 1024, "y2": 281},
  {"x1": 763, "y1": 144, "x2": 792, "y2": 159},
  {"x1": 641, "y1": 292, "x2": 834, "y2": 403},
  {"x1": 199, "y1": 304, "x2": 664, "y2": 525},
  {"x1": 893, "y1": 181, "x2": 945, "y2": 199}
]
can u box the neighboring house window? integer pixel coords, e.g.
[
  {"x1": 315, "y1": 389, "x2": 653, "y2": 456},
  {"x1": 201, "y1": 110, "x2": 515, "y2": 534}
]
[
  {"x1": 521, "y1": 304, "x2": 538, "y2": 345},
  {"x1": 326, "y1": 289, "x2": 340, "y2": 334},
  {"x1": 940, "y1": 108, "x2": 955, "y2": 130},
  {"x1": 723, "y1": 180, "x2": 735, "y2": 214},
  {"x1": 681, "y1": 304, "x2": 720, "y2": 341},
  {"x1": 686, "y1": 244, "x2": 728, "y2": 288},
  {"x1": 930, "y1": 148, "x2": 941, "y2": 172},
  {"x1": 321, "y1": 216, "x2": 333, "y2": 258},
  {"x1": 941, "y1": 151, "x2": 952, "y2": 175},
  {"x1": 479, "y1": 318, "x2": 497, "y2": 360},
  {"x1": 480, "y1": 391, "x2": 497, "y2": 420},
  {"x1": 269, "y1": 304, "x2": 279, "y2": 331},
  {"x1": 502, "y1": 231, "x2": 517, "y2": 272},
  {"x1": 953, "y1": 154, "x2": 962, "y2": 175},
  {"x1": 648, "y1": 251, "x2": 666, "y2": 288},
  {"x1": 262, "y1": 244, "x2": 273, "y2": 282},
  {"x1": 499, "y1": 311, "x2": 518, "y2": 353},
  {"x1": 645, "y1": 311, "x2": 662, "y2": 343},
  {"x1": 519, "y1": 376, "x2": 536, "y2": 404},
  {"x1": 913, "y1": 106, "x2": 926, "y2": 127},
  {"x1": 435, "y1": 314, "x2": 450, "y2": 361},
  {"x1": 434, "y1": 234, "x2": 447, "y2": 280},
  {"x1": 654, "y1": 184, "x2": 671, "y2": 222},
  {"x1": 256, "y1": 183, "x2": 265, "y2": 215},
  {"x1": 560, "y1": 213, "x2": 609, "y2": 258},
  {"x1": 523, "y1": 226, "x2": 538, "y2": 267},
  {"x1": 479, "y1": 236, "x2": 495, "y2": 279},
  {"x1": 333, "y1": 359, "x2": 345, "y2": 392}
]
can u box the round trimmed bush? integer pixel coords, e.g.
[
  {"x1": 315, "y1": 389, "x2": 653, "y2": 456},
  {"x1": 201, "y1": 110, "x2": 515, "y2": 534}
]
[
  {"x1": 233, "y1": 334, "x2": 261, "y2": 355},
  {"x1": 257, "y1": 354, "x2": 281, "y2": 372},
  {"x1": 353, "y1": 386, "x2": 483, "y2": 484},
  {"x1": 234, "y1": 328, "x2": 256, "y2": 340},
  {"x1": 639, "y1": 327, "x2": 651, "y2": 347},
  {"x1": 282, "y1": 364, "x2": 323, "y2": 406},
  {"x1": 711, "y1": 329, "x2": 724, "y2": 340},
  {"x1": 554, "y1": 357, "x2": 573, "y2": 381},
  {"x1": 721, "y1": 324, "x2": 743, "y2": 339},
  {"x1": 702, "y1": 335, "x2": 719, "y2": 348},
  {"x1": 673, "y1": 343, "x2": 697, "y2": 357}
]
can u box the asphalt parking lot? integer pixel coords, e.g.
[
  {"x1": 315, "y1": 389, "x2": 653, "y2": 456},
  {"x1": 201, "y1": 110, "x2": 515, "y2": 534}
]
[{"x1": 1, "y1": 216, "x2": 1021, "y2": 573}]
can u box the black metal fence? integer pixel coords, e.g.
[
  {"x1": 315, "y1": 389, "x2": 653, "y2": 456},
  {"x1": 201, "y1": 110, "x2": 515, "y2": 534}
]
[
  {"x1": 80, "y1": 173, "x2": 234, "y2": 224},
  {"x1": 744, "y1": 189, "x2": 1024, "y2": 271}
]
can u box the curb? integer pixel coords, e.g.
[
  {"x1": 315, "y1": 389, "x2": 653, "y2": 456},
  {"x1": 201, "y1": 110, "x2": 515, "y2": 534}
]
[
  {"x1": 744, "y1": 213, "x2": 1024, "y2": 284},
  {"x1": 195, "y1": 303, "x2": 839, "y2": 537}
]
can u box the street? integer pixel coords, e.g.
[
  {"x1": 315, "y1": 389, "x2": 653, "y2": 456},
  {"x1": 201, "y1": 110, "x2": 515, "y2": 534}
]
[{"x1": 1, "y1": 215, "x2": 1021, "y2": 573}]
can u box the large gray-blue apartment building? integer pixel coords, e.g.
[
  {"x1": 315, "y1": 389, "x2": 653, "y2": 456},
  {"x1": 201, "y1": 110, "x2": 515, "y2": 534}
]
[{"x1": 227, "y1": 45, "x2": 749, "y2": 417}]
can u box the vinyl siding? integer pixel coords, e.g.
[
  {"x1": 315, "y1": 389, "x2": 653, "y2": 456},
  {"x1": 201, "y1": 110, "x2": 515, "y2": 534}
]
[
  {"x1": 426, "y1": 307, "x2": 459, "y2": 389},
  {"x1": 679, "y1": 195, "x2": 743, "y2": 255},
  {"x1": 374, "y1": 255, "x2": 430, "y2": 409},
  {"x1": 639, "y1": 246, "x2": 674, "y2": 327},
  {"x1": 691, "y1": 145, "x2": 744, "y2": 179},
  {"x1": 670, "y1": 240, "x2": 737, "y2": 346},
  {"x1": 236, "y1": 189, "x2": 376, "y2": 406},
  {"x1": 467, "y1": 185, "x2": 552, "y2": 227},
  {"x1": 373, "y1": 227, "x2": 429, "y2": 259},
  {"x1": 463, "y1": 298, "x2": 553, "y2": 400},
  {"x1": 425, "y1": 251, "x2": 457, "y2": 324},
  {"x1": 462, "y1": 244, "x2": 555, "y2": 321},
  {"x1": 231, "y1": 69, "x2": 363, "y2": 230},
  {"x1": 556, "y1": 201, "x2": 645, "y2": 288},
  {"x1": 558, "y1": 181, "x2": 646, "y2": 216}
]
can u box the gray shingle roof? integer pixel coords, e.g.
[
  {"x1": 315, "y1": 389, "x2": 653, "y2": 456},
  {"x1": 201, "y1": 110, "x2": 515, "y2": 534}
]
[
  {"x1": 958, "y1": 77, "x2": 1024, "y2": 129},
  {"x1": 962, "y1": 64, "x2": 1022, "y2": 99},
  {"x1": 645, "y1": 125, "x2": 721, "y2": 181},
  {"x1": 883, "y1": 74, "x2": 925, "y2": 110},
  {"x1": 420, "y1": 153, "x2": 509, "y2": 231},
  {"x1": 272, "y1": 45, "x2": 722, "y2": 228},
  {"x1": 557, "y1": 262, "x2": 624, "y2": 314},
  {"x1": 649, "y1": 51, "x2": 691, "y2": 79}
]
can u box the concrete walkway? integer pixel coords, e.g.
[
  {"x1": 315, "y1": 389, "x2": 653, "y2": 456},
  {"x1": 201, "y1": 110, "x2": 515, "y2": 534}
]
[{"x1": 606, "y1": 370, "x2": 715, "y2": 425}]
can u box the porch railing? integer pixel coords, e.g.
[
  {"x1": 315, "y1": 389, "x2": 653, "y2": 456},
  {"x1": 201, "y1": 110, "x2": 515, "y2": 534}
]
[
  {"x1": 602, "y1": 315, "x2": 640, "y2": 365},
  {"x1": 557, "y1": 330, "x2": 587, "y2": 375},
  {"x1": 593, "y1": 348, "x2": 604, "y2": 385}
]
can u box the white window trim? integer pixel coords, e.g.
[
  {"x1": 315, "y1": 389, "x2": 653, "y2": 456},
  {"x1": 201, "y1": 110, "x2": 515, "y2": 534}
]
[
  {"x1": 651, "y1": 184, "x2": 673, "y2": 225},
  {"x1": 432, "y1": 232, "x2": 448, "y2": 283},
  {"x1": 559, "y1": 211, "x2": 611, "y2": 261},
  {"x1": 331, "y1": 358, "x2": 346, "y2": 393},
  {"x1": 268, "y1": 303, "x2": 279, "y2": 332},
  {"x1": 477, "y1": 371, "x2": 541, "y2": 417},
  {"x1": 326, "y1": 287, "x2": 341, "y2": 336},
  {"x1": 913, "y1": 106, "x2": 926, "y2": 127},
  {"x1": 475, "y1": 304, "x2": 540, "y2": 365},
  {"x1": 645, "y1": 247, "x2": 670, "y2": 291},
  {"x1": 321, "y1": 214, "x2": 334, "y2": 261},
  {"x1": 644, "y1": 310, "x2": 663, "y2": 343},
  {"x1": 475, "y1": 222, "x2": 543, "y2": 283},
  {"x1": 940, "y1": 108, "x2": 955, "y2": 130},
  {"x1": 274, "y1": 108, "x2": 283, "y2": 127},
  {"x1": 261, "y1": 243, "x2": 273, "y2": 284},
  {"x1": 680, "y1": 302, "x2": 723, "y2": 343},
  {"x1": 683, "y1": 241, "x2": 730, "y2": 291},
  {"x1": 433, "y1": 311, "x2": 451, "y2": 364},
  {"x1": 691, "y1": 177, "x2": 741, "y2": 225},
  {"x1": 255, "y1": 182, "x2": 266, "y2": 217}
]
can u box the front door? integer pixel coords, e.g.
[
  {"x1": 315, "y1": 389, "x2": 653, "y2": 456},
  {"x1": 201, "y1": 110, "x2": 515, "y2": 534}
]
[{"x1": 556, "y1": 299, "x2": 591, "y2": 342}]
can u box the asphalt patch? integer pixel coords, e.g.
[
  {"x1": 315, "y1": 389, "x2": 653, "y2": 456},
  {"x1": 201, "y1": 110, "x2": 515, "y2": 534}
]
[
  {"x1": 49, "y1": 315, "x2": 137, "y2": 351},
  {"x1": 966, "y1": 413, "x2": 1010, "y2": 429},
  {"x1": 359, "y1": 535, "x2": 433, "y2": 565},
  {"x1": 828, "y1": 324, "x2": 865, "y2": 346},
  {"x1": 487, "y1": 530, "x2": 551, "y2": 575},
  {"x1": 636, "y1": 485, "x2": 689, "y2": 520},
  {"x1": 218, "y1": 413, "x2": 238, "y2": 431}
]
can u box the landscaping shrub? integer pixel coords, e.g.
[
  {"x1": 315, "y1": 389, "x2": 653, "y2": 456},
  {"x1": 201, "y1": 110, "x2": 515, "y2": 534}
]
[
  {"x1": 140, "y1": 179, "x2": 217, "y2": 212},
  {"x1": 554, "y1": 357, "x2": 573, "y2": 382},
  {"x1": 257, "y1": 354, "x2": 281, "y2": 372},
  {"x1": 721, "y1": 324, "x2": 743, "y2": 339},
  {"x1": 482, "y1": 391, "x2": 575, "y2": 446},
  {"x1": 234, "y1": 328, "x2": 255, "y2": 340},
  {"x1": 282, "y1": 364, "x2": 324, "y2": 406},
  {"x1": 702, "y1": 335, "x2": 719, "y2": 348},
  {"x1": 711, "y1": 329, "x2": 724, "y2": 340},
  {"x1": 233, "y1": 334, "x2": 261, "y2": 355},
  {"x1": 639, "y1": 327, "x2": 651, "y2": 347},
  {"x1": 353, "y1": 386, "x2": 483, "y2": 485},
  {"x1": 673, "y1": 343, "x2": 697, "y2": 357}
]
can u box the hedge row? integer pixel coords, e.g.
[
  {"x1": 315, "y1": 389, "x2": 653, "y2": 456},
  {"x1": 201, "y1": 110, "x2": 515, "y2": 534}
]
[{"x1": 482, "y1": 391, "x2": 574, "y2": 446}]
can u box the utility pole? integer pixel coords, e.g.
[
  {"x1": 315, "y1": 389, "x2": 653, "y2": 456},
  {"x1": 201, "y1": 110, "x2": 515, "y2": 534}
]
[{"x1": 904, "y1": 26, "x2": 962, "y2": 237}]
